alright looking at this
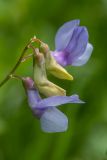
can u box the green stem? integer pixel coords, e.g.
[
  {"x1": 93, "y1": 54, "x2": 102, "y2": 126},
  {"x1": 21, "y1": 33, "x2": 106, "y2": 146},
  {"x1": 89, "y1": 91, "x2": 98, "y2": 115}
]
[
  {"x1": 10, "y1": 74, "x2": 23, "y2": 81},
  {"x1": 0, "y1": 40, "x2": 31, "y2": 88},
  {"x1": 21, "y1": 53, "x2": 33, "y2": 62}
]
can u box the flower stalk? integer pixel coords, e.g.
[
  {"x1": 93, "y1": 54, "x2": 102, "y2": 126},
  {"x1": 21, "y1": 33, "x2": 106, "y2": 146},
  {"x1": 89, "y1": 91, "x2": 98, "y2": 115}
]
[{"x1": 0, "y1": 39, "x2": 34, "y2": 88}]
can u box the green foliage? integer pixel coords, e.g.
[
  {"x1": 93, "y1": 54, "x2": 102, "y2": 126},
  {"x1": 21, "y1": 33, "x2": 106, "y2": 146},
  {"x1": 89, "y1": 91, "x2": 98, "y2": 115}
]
[{"x1": 0, "y1": 0, "x2": 107, "y2": 159}]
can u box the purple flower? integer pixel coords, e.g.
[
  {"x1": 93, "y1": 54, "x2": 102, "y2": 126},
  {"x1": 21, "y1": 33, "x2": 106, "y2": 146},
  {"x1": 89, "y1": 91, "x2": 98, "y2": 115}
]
[
  {"x1": 23, "y1": 77, "x2": 84, "y2": 133},
  {"x1": 52, "y1": 20, "x2": 93, "y2": 66}
]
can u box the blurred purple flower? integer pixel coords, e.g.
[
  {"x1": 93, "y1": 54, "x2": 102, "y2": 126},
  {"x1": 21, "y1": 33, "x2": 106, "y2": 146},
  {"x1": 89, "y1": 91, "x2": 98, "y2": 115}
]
[
  {"x1": 23, "y1": 77, "x2": 84, "y2": 133},
  {"x1": 52, "y1": 20, "x2": 93, "y2": 66}
]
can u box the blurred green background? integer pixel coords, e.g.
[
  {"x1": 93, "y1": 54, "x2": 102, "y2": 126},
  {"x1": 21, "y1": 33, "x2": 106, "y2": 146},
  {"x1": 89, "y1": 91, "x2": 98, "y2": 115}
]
[{"x1": 0, "y1": 0, "x2": 107, "y2": 160}]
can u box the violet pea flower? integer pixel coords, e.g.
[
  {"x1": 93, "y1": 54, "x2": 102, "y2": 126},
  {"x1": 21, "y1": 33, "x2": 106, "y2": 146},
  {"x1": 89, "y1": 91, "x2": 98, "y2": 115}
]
[
  {"x1": 23, "y1": 77, "x2": 84, "y2": 133},
  {"x1": 52, "y1": 20, "x2": 93, "y2": 66}
]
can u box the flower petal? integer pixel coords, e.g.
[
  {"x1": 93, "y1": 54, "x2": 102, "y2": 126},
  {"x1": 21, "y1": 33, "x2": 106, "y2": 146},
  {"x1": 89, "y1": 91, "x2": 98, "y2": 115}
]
[
  {"x1": 66, "y1": 26, "x2": 88, "y2": 65},
  {"x1": 55, "y1": 20, "x2": 80, "y2": 51},
  {"x1": 36, "y1": 94, "x2": 84, "y2": 109},
  {"x1": 51, "y1": 50, "x2": 68, "y2": 66},
  {"x1": 27, "y1": 90, "x2": 41, "y2": 109},
  {"x1": 40, "y1": 107, "x2": 68, "y2": 133},
  {"x1": 22, "y1": 77, "x2": 41, "y2": 109},
  {"x1": 72, "y1": 43, "x2": 93, "y2": 66}
]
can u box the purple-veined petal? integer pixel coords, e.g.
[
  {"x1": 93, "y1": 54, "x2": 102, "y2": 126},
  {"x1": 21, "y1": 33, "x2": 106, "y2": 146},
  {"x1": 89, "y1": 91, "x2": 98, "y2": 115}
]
[
  {"x1": 26, "y1": 89, "x2": 46, "y2": 118},
  {"x1": 40, "y1": 107, "x2": 68, "y2": 133},
  {"x1": 51, "y1": 50, "x2": 68, "y2": 66},
  {"x1": 27, "y1": 89, "x2": 41, "y2": 109},
  {"x1": 22, "y1": 77, "x2": 42, "y2": 109},
  {"x1": 66, "y1": 26, "x2": 88, "y2": 65},
  {"x1": 36, "y1": 94, "x2": 84, "y2": 109},
  {"x1": 53, "y1": 27, "x2": 89, "y2": 66},
  {"x1": 32, "y1": 108, "x2": 46, "y2": 118},
  {"x1": 55, "y1": 20, "x2": 80, "y2": 51},
  {"x1": 72, "y1": 43, "x2": 93, "y2": 66}
]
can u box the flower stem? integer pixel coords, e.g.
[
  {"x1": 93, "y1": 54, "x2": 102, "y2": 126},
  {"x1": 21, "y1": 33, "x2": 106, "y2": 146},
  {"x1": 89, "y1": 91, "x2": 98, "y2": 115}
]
[
  {"x1": 10, "y1": 74, "x2": 23, "y2": 81},
  {"x1": 21, "y1": 53, "x2": 33, "y2": 62},
  {"x1": 0, "y1": 40, "x2": 32, "y2": 88}
]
